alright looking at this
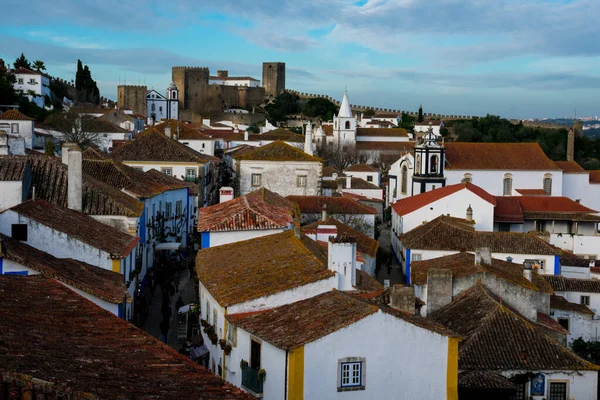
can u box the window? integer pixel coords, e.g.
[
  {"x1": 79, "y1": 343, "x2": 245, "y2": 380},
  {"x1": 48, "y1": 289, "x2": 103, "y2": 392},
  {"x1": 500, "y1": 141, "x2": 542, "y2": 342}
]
[
  {"x1": 185, "y1": 168, "x2": 197, "y2": 182},
  {"x1": 366, "y1": 175, "x2": 373, "y2": 182},
  {"x1": 205, "y1": 300, "x2": 210, "y2": 322},
  {"x1": 172, "y1": 91, "x2": 177, "y2": 99},
  {"x1": 250, "y1": 339, "x2": 262, "y2": 370},
  {"x1": 251, "y1": 173, "x2": 262, "y2": 187},
  {"x1": 17, "y1": 78, "x2": 23, "y2": 84},
  {"x1": 226, "y1": 321, "x2": 237, "y2": 345},
  {"x1": 415, "y1": 154, "x2": 421, "y2": 173},
  {"x1": 175, "y1": 200, "x2": 183, "y2": 216},
  {"x1": 536, "y1": 220, "x2": 547, "y2": 233},
  {"x1": 345, "y1": 121, "x2": 351, "y2": 130},
  {"x1": 151, "y1": 103, "x2": 155, "y2": 111},
  {"x1": 213, "y1": 308, "x2": 218, "y2": 329},
  {"x1": 498, "y1": 223, "x2": 511, "y2": 232},
  {"x1": 337, "y1": 357, "x2": 365, "y2": 391},
  {"x1": 509, "y1": 382, "x2": 527, "y2": 400},
  {"x1": 297, "y1": 175, "x2": 307, "y2": 187},
  {"x1": 503, "y1": 174, "x2": 513, "y2": 196},
  {"x1": 401, "y1": 165, "x2": 408, "y2": 195},
  {"x1": 28, "y1": 79, "x2": 36, "y2": 84},
  {"x1": 411, "y1": 253, "x2": 422, "y2": 262},
  {"x1": 544, "y1": 174, "x2": 553, "y2": 195},
  {"x1": 558, "y1": 318, "x2": 569, "y2": 331},
  {"x1": 165, "y1": 202, "x2": 172, "y2": 218},
  {"x1": 11, "y1": 224, "x2": 27, "y2": 241},
  {"x1": 161, "y1": 167, "x2": 173, "y2": 176},
  {"x1": 549, "y1": 381, "x2": 568, "y2": 400},
  {"x1": 430, "y1": 155, "x2": 438, "y2": 174},
  {"x1": 581, "y1": 295, "x2": 590, "y2": 306},
  {"x1": 11, "y1": 123, "x2": 18, "y2": 134},
  {"x1": 159, "y1": 106, "x2": 163, "y2": 112}
]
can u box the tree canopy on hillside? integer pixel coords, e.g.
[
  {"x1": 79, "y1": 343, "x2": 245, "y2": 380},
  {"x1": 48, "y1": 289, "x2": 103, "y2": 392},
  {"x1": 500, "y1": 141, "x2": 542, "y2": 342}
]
[
  {"x1": 14, "y1": 53, "x2": 31, "y2": 70},
  {"x1": 265, "y1": 92, "x2": 300, "y2": 124},
  {"x1": 75, "y1": 60, "x2": 100, "y2": 104},
  {"x1": 0, "y1": 66, "x2": 18, "y2": 105},
  {"x1": 302, "y1": 97, "x2": 338, "y2": 121}
]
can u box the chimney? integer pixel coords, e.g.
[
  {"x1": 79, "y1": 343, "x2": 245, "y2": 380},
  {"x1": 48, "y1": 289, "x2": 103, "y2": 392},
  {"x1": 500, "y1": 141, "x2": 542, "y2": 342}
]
[
  {"x1": 316, "y1": 224, "x2": 337, "y2": 242},
  {"x1": 466, "y1": 204, "x2": 473, "y2": 222},
  {"x1": 523, "y1": 261, "x2": 533, "y2": 282},
  {"x1": 426, "y1": 268, "x2": 452, "y2": 315},
  {"x1": 336, "y1": 179, "x2": 343, "y2": 194},
  {"x1": 567, "y1": 127, "x2": 575, "y2": 162},
  {"x1": 61, "y1": 143, "x2": 70, "y2": 165},
  {"x1": 346, "y1": 175, "x2": 351, "y2": 189},
  {"x1": 321, "y1": 203, "x2": 328, "y2": 221},
  {"x1": 0, "y1": 132, "x2": 8, "y2": 155},
  {"x1": 67, "y1": 144, "x2": 83, "y2": 212},
  {"x1": 219, "y1": 187, "x2": 234, "y2": 203},
  {"x1": 244, "y1": 130, "x2": 249, "y2": 141},
  {"x1": 328, "y1": 235, "x2": 357, "y2": 291},
  {"x1": 217, "y1": 70, "x2": 228, "y2": 78},
  {"x1": 164, "y1": 125, "x2": 172, "y2": 139},
  {"x1": 389, "y1": 285, "x2": 416, "y2": 314},
  {"x1": 474, "y1": 247, "x2": 492, "y2": 266},
  {"x1": 304, "y1": 122, "x2": 313, "y2": 155}
]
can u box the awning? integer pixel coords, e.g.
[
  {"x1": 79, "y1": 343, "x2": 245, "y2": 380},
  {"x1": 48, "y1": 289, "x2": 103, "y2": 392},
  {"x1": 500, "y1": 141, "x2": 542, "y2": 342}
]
[{"x1": 155, "y1": 242, "x2": 182, "y2": 251}]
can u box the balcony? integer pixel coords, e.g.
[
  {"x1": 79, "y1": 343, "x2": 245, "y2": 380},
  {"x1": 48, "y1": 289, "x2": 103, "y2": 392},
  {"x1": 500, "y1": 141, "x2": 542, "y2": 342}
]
[{"x1": 241, "y1": 364, "x2": 264, "y2": 397}]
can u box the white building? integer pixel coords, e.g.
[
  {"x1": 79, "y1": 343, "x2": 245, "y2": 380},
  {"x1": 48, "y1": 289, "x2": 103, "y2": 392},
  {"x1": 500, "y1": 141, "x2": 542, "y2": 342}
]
[
  {"x1": 343, "y1": 164, "x2": 380, "y2": 186},
  {"x1": 146, "y1": 83, "x2": 179, "y2": 122},
  {"x1": 556, "y1": 160, "x2": 600, "y2": 211},
  {"x1": 233, "y1": 141, "x2": 323, "y2": 198},
  {"x1": 152, "y1": 120, "x2": 217, "y2": 156},
  {"x1": 12, "y1": 67, "x2": 51, "y2": 108},
  {"x1": 209, "y1": 71, "x2": 260, "y2": 87},
  {"x1": 549, "y1": 294, "x2": 598, "y2": 343},
  {"x1": 0, "y1": 110, "x2": 35, "y2": 150}
]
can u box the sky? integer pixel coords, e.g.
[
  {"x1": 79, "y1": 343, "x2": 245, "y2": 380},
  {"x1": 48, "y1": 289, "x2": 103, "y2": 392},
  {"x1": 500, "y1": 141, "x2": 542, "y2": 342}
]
[{"x1": 1, "y1": 0, "x2": 599, "y2": 119}]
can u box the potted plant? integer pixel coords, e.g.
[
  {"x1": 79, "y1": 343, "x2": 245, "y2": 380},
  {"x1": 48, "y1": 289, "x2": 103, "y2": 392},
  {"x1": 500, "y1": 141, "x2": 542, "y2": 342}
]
[
  {"x1": 224, "y1": 343, "x2": 232, "y2": 355},
  {"x1": 209, "y1": 332, "x2": 218, "y2": 345},
  {"x1": 258, "y1": 369, "x2": 267, "y2": 382},
  {"x1": 218, "y1": 339, "x2": 227, "y2": 349}
]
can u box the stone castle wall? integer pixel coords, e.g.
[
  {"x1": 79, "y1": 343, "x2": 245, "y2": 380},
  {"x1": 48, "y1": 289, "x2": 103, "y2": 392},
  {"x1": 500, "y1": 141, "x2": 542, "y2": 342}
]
[
  {"x1": 117, "y1": 85, "x2": 147, "y2": 116},
  {"x1": 262, "y1": 62, "x2": 285, "y2": 97}
]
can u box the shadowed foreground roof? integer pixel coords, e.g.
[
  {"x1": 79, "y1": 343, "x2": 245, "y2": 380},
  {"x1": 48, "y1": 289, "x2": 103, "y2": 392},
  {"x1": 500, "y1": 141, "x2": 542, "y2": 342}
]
[
  {"x1": 0, "y1": 234, "x2": 126, "y2": 304},
  {"x1": 430, "y1": 284, "x2": 598, "y2": 371},
  {"x1": 458, "y1": 371, "x2": 515, "y2": 390},
  {"x1": 7, "y1": 200, "x2": 139, "y2": 258},
  {"x1": 197, "y1": 231, "x2": 334, "y2": 307},
  {"x1": 551, "y1": 295, "x2": 594, "y2": 315},
  {"x1": 0, "y1": 275, "x2": 253, "y2": 400}
]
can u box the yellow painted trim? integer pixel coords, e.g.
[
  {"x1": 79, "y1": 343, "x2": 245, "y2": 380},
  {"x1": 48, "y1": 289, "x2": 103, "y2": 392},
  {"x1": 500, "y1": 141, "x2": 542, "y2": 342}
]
[
  {"x1": 111, "y1": 259, "x2": 121, "y2": 274},
  {"x1": 446, "y1": 338, "x2": 459, "y2": 400},
  {"x1": 287, "y1": 346, "x2": 304, "y2": 400}
]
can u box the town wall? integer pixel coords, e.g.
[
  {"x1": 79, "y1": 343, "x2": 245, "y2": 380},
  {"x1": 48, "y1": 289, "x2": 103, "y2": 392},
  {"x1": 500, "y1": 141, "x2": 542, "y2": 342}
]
[{"x1": 117, "y1": 85, "x2": 147, "y2": 116}]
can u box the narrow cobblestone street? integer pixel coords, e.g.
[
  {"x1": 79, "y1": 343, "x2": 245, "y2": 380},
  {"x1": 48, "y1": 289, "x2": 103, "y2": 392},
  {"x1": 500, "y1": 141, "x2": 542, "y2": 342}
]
[{"x1": 375, "y1": 222, "x2": 405, "y2": 286}]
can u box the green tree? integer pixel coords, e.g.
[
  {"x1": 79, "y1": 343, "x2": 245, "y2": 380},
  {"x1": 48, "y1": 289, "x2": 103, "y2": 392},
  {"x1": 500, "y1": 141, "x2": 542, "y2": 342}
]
[
  {"x1": 75, "y1": 59, "x2": 100, "y2": 104},
  {"x1": 418, "y1": 104, "x2": 424, "y2": 123},
  {"x1": 265, "y1": 92, "x2": 300, "y2": 124},
  {"x1": 0, "y1": 66, "x2": 18, "y2": 105},
  {"x1": 571, "y1": 338, "x2": 600, "y2": 364},
  {"x1": 246, "y1": 124, "x2": 260, "y2": 134},
  {"x1": 45, "y1": 139, "x2": 56, "y2": 156},
  {"x1": 32, "y1": 60, "x2": 46, "y2": 72},
  {"x1": 399, "y1": 113, "x2": 416, "y2": 130},
  {"x1": 302, "y1": 97, "x2": 339, "y2": 120},
  {"x1": 14, "y1": 53, "x2": 31, "y2": 69}
]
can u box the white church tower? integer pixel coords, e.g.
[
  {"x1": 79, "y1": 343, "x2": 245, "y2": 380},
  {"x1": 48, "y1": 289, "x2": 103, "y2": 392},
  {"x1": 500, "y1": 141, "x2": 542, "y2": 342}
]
[
  {"x1": 166, "y1": 82, "x2": 179, "y2": 120},
  {"x1": 333, "y1": 89, "x2": 357, "y2": 148}
]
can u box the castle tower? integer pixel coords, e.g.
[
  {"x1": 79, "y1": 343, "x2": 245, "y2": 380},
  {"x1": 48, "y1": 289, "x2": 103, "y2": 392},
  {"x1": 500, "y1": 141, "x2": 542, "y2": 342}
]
[
  {"x1": 262, "y1": 62, "x2": 285, "y2": 97},
  {"x1": 172, "y1": 67, "x2": 210, "y2": 113},
  {"x1": 117, "y1": 85, "x2": 147, "y2": 116},
  {"x1": 333, "y1": 89, "x2": 357, "y2": 147},
  {"x1": 412, "y1": 124, "x2": 446, "y2": 195}
]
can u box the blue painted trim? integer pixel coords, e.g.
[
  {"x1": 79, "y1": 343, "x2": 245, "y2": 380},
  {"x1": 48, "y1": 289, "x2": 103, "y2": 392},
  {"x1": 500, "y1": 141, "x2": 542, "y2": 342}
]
[
  {"x1": 4, "y1": 271, "x2": 28, "y2": 276},
  {"x1": 201, "y1": 231, "x2": 210, "y2": 249},
  {"x1": 405, "y1": 249, "x2": 411, "y2": 285},
  {"x1": 0, "y1": 257, "x2": 3, "y2": 275},
  {"x1": 140, "y1": 204, "x2": 147, "y2": 244},
  {"x1": 118, "y1": 303, "x2": 123, "y2": 319},
  {"x1": 185, "y1": 188, "x2": 190, "y2": 245},
  {"x1": 554, "y1": 256, "x2": 561, "y2": 275}
]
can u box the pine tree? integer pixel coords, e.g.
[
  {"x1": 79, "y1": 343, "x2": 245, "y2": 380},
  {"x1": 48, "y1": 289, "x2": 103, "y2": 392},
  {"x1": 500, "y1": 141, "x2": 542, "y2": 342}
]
[
  {"x1": 14, "y1": 53, "x2": 31, "y2": 70},
  {"x1": 45, "y1": 139, "x2": 55, "y2": 156},
  {"x1": 418, "y1": 104, "x2": 424, "y2": 122}
]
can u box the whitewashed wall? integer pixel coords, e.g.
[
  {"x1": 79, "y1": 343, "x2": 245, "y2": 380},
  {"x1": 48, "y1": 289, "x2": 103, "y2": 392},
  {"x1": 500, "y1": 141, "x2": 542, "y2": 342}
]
[
  {"x1": 445, "y1": 169, "x2": 563, "y2": 197},
  {"x1": 206, "y1": 228, "x2": 286, "y2": 248},
  {"x1": 0, "y1": 181, "x2": 23, "y2": 211},
  {"x1": 344, "y1": 171, "x2": 381, "y2": 186},
  {"x1": 238, "y1": 160, "x2": 322, "y2": 197},
  {"x1": 179, "y1": 139, "x2": 216, "y2": 156},
  {"x1": 551, "y1": 234, "x2": 600, "y2": 259},
  {"x1": 501, "y1": 370, "x2": 597, "y2": 400}
]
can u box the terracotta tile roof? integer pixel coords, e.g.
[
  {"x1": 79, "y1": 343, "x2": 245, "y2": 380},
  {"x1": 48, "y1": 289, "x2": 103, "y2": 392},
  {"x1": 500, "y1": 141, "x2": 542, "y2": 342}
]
[
  {"x1": 344, "y1": 164, "x2": 378, "y2": 173},
  {"x1": 227, "y1": 290, "x2": 377, "y2": 350},
  {"x1": 233, "y1": 140, "x2": 322, "y2": 162},
  {"x1": 544, "y1": 275, "x2": 600, "y2": 293},
  {"x1": 0, "y1": 155, "x2": 144, "y2": 217},
  {"x1": 393, "y1": 183, "x2": 495, "y2": 217},
  {"x1": 112, "y1": 128, "x2": 218, "y2": 163},
  {"x1": 339, "y1": 176, "x2": 380, "y2": 190},
  {"x1": 254, "y1": 128, "x2": 305, "y2": 143},
  {"x1": 555, "y1": 160, "x2": 587, "y2": 173},
  {"x1": 98, "y1": 109, "x2": 135, "y2": 124},
  {"x1": 592, "y1": 266, "x2": 600, "y2": 274},
  {"x1": 355, "y1": 270, "x2": 384, "y2": 292},
  {"x1": 445, "y1": 143, "x2": 560, "y2": 170},
  {"x1": 590, "y1": 171, "x2": 600, "y2": 184},
  {"x1": 11, "y1": 67, "x2": 40, "y2": 75},
  {"x1": 302, "y1": 217, "x2": 379, "y2": 257},
  {"x1": 518, "y1": 196, "x2": 596, "y2": 213},
  {"x1": 154, "y1": 120, "x2": 212, "y2": 140},
  {"x1": 551, "y1": 295, "x2": 594, "y2": 315},
  {"x1": 0, "y1": 157, "x2": 28, "y2": 181},
  {"x1": 0, "y1": 110, "x2": 34, "y2": 121},
  {"x1": 355, "y1": 141, "x2": 417, "y2": 152},
  {"x1": 431, "y1": 284, "x2": 598, "y2": 371},
  {"x1": 322, "y1": 125, "x2": 333, "y2": 136},
  {"x1": 411, "y1": 252, "x2": 553, "y2": 292},
  {"x1": 0, "y1": 275, "x2": 253, "y2": 400},
  {"x1": 197, "y1": 231, "x2": 334, "y2": 307},
  {"x1": 287, "y1": 196, "x2": 377, "y2": 215},
  {"x1": 322, "y1": 166, "x2": 345, "y2": 177},
  {"x1": 81, "y1": 146, "x2": 109, "y2": 160},
  {"x1": 537, "y1": 311, "x2": 569, "y2": 334},
  {"x1": 494, "y1": 196, "x2": 524, "y2": 223},
  {"x1": 81, "y1": 118, "x2": 128, "y2": 133},
  {"x1": 400, "y1": 215, "x2": 559, "y2": 255},
  {"x1": 145, "y1": 168, "x2": 198, "y2": 196},
  {"x1": 224, "y1": 144, "x2": 257, "y2": 158},
  {"x1": 356, "y1": 128, "x2": 408, "y2": 138},
  {"x1": 82, "y1": 159, "x2": 188, "y2": 199},
  {"x1": 515, "y1": 189, "x2": 548, "y2": 195},
  {"x1": 197, "y1": 188, "x2": 294, "y2": 232},
  {"x1": 7, "y1": 200, "x2": 139, "y2": 258},
  {"x1": 458, "y1": 370, "x2": 516, "y2": 390},
  {"x1": 341, "y1": 192, "x2": 384, "y2": 203},
  {"x1": 0, "y1": 234, "x2": 127, "y2": 303}
]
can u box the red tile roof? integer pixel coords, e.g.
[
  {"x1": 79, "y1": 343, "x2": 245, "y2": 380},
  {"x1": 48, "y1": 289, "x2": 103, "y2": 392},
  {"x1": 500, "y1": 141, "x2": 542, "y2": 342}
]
[
  {"x1": 302, "y1": 217, "x2": 379, "y2": 257},
  {"x1": 445, "y1": 143, "x2": 560, "y2": 170},
  {"x1": 233, "y1": 140, "x2": 322, "y2": 162},
  {"x1": 517, "y1": 196, "x2": 596, "y2": 213},
  {"x1": 555, "y1": 160, "x2": 587, "y2": 173},
  {"x1": 11, "y1": 67, "x2": 40, "y2": 75},
  {"x1": 340, "y1": 176, "x2": 381, "y2": 190},
  {"x1": 551, "y1": 295, "x2": 594, "y2": 315},
  {"x1": 197, "y1": 231, "x2": 334, "y2": 307},
  {"x1": 0, "y1": 234, "x2": 127, "y2": 303},
  {"x1": 590, "y1": 171, "x2": 600, "y2": 184},
  {"x1": 0, "y1": 157, "x2": 28, "y2": 181},
  {"x1": 458, "y1": 371, "x2": 515, "y2": 390},
  {"x1": 341, "y1": 192, "x2": 384, "y2": 203},
  {"x1": 0, "y1": 275, "x2": 253, "y2": 400},
  {"x1": 81, "y1": 145, "x2": 109, "y2": 160},
  {"x1": 322, "y1": 166, "x2": 345, "y2": 177},
  {"x1": 154, "y1": 120, "x2": 212, "y2": 140},
  {"x1": 145, "y1": 168, "x2": 199, "y2": 196},
  {"x1": 0, "y1": 109, "x2": 34, "y2": 121},
  {"x1": 197, "y1": 188, "x2": 295, "y2": 232},
  {"x1": 7, "y1": 200, "x2": 139, "y2": 258},
  {"x1": 392, "y1": 183, "x2": 495, "y2": 216},
  {"x1": 495, "y1": 196, "x2": 598, "y2": 222},
  {"x1": 322, "y1": 125, "x2": 333, "y2": 137},
  {"x1": 344, "y1": 163, "x2": 378, "y2": 173},
  {"x1": 355, "y1": 141, "x2": 417, "y2": 152},
  {"x1": 515, "y1": 189, "x2": 548, "y2": 196},
  {"x1": 356, "y1": 128, "x2": 408, "y2": 138},
  {"x1": 493, "y1": 196, "x2": 524, "y2": 223},
  {"x1": 287, "y1": 196, "x2": 377, "y2": 215}
]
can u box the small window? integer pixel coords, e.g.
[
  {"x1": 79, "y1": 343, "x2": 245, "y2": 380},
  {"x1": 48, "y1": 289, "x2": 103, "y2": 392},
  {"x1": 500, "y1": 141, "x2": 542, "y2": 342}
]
[
  {"x1": 297, "y1": 175, "x2": 307, "y2": 187},
  {"x1": 165, "y1": 202, "x2": 172, "y2": 218},
  {"x1": 498, "y1": 223, "x2": 511, "y2": 232},
  {"x1": 558, "y1": 318, "x2": 570, "y2": 331},
  {"x1": 367, "y1": 175, "x2": 373, "y2": 182},
  {"x1": 430, "y1": 155, "x2": 438, "y2": 174},
  {"x1": 172, "y1": 91, "x2": 177, "y2": 99},
  {"x1": 175, "y1": 200, "x2": 183, "y2": 216},
  {"x1": 161, "y1": 168, "x2": 173, "y2": 176},
  {"x1": 227, "y1": 321, "x2": 237, "y2": 345},
  {"x1": 411, "y1": 253, "x2": 422, "y2": 262},
  {"x1": 549, "y1": 382, "x2": 568, "y2": 400},
  {"x1": 213, "y1": 308, "x2": 218, "y2": 329},
  {"x1": 544, "y1": 174, "x2": 552, "y2": 195},
  {"x1": 185, "y1": 168, "x2": 197, "y2": 182},
  {"x1": 345, "y1": 121, "x2": 351, "y2": 130},
  {"x1": 251, "y1": 173, "x2": 262, "y2": 187},
  {"x1": 338, "y1": 358, "x2": 365, "y2": 391},
  {"x1": 11, "y1": 124, "x2": 18, "y2": 134},
  {"x1": 29, "y1": 79, "x2": 36, "y2": 84},
  {"x1": 159, "y1": 106, "x2": 163, "y2": 112},
  {"x1": 536, "y1": 220, "x2": 547, "y2": 233},
  {"x1": 205, "y1": 300, "x2": 210, "y2": 323},
  {"x1": 581, "y1": 295, "x2": 590, "y2": 306},
  {"x1": 17, "y1": 78, "x2": 23, "y2": 84},
  {"x1": 503, "y1": 174, "x2": 512, "y2": 196},
  {"x1": 250, "y1": 339, "x2": 262, "y2": 370},
  {"x1": 11, "y1": 224, "x2": 27, "y2": 241},
  {"x1": 151, "y1": 103, "x2": 155, "y2": 111}
]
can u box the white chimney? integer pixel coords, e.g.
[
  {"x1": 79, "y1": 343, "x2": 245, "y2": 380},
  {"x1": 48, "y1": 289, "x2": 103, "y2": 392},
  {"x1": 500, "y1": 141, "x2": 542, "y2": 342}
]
[
  {"x1": 304, "y1": 122, "x2": 313, "y2": 155},
  {"x1": 165, "y1": 126, "x2": 172, "y2": 139},
  {"x1": 466, "y1": 204, "x2": 473, "y2": 222},
  {"x1": 202, "y1": 118, "x2": 211, "y2": 127},
  {"x1": 219, "y1": 186, "x2": 234, "y2": 203},
  {"x1": 316, "y1": 224, "x2": 337, "y2": 242},
  {"x1": 346, "y1": 175, "x2": 351, "y2": 189},
  {"x1": 61, "y1": 143, "x2": 70, "y2": 165},
  {"x1": 67, "y1": 144, "x2": 83, "y2": 212},
  {"x1": 523, "y1": 261, "x2": 533, "y2": 282},
  {"x1": 328, "y1": 235, "x2": 357, "y2": 291},
  {"x1": 321, "y1": 203, "x2": 328, "y2": 221},
  {"x1": 474, "y1": 247, "x2": 491, "y2": 266},
  {"x1": 244, "y1": 130, "x2": 249, "y2": 141}
]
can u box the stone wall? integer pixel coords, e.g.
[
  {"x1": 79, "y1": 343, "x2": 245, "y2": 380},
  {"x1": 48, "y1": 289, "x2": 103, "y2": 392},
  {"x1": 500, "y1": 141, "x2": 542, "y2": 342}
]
[
  {"x1": 262, "y1": 62, "x2": 285, "y2": 97},
  {"x1": 117, "y1": 85, "x2": 147, "y2": 116}
]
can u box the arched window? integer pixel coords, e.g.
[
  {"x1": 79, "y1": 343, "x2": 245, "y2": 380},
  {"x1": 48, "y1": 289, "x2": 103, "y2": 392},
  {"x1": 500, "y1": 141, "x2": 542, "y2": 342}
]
[
  {"x1": 543, "y1": 174, "x2": 552, "y2": 195},
  {"x1": 401, "y1": 165, "x2": 408, "y2": 195},
  {"x1": 430, "y1": 155, "x2": 438, "y2": 174},
  {"x1": 461, "y1": 173, "x2": 472, "y2": 184},
  {"x1": 151, "y1": 103, "x2": 155, "y2": 111},
  {"x1": 345, "y1": 121, "x2": 351, "y2": 130},
  {"x1": 503, "y1": 174, "x2": 513, "y2": 196},
  {"x1": 171, "y1": 91, "x2": 177, "y2": 100}
]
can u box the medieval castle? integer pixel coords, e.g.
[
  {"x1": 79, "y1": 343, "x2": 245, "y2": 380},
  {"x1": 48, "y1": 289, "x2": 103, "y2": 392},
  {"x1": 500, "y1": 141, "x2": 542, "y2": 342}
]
[{"x1": 117, "y1": 62, "x2": 285, "y2": 122}]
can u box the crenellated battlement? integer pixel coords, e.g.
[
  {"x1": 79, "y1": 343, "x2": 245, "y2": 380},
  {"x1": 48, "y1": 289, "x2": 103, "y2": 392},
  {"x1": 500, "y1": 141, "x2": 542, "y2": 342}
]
[
  {"x1": 172, "y1": 66, "x2": 210, "y2": 72},
  {"x1": 117, "y1": 85, "x2": 147, "y2": 89}
]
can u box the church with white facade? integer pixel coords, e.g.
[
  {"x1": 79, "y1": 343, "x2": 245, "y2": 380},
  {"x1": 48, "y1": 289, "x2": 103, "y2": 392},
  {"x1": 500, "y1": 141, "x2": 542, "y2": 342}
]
[{"x1": 146, "y1": 82, "x2": 179, "y2": 123}]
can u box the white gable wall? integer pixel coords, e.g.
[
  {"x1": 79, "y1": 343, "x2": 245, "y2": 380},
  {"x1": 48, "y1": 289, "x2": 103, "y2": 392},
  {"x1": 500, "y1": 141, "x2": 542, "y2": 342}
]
[{"x1": 445, "y1": 169, "x2": 563, "y2": 196}]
